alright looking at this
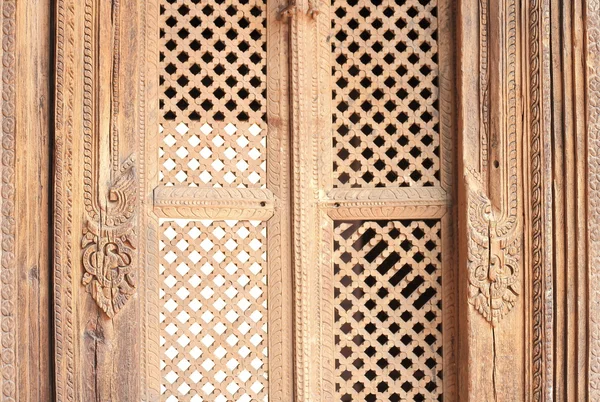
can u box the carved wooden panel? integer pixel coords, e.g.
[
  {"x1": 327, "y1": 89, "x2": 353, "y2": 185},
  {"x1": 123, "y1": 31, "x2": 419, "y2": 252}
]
[
  {"x1": 331, "y1": 0, "x2": 440, "y2": 188},
  {"x1": 301, "y1": 0, "x2": 456, "y2": 400},
  {"x1": 333, "y1": 220, "x2": 443, "y2": 401},
  {"x1": 53, "y1": 0, "x2": 161, "y2": 399},
  {"x1": 160, "y1": 219, "x2": 268, "y2": 401},
  {"x1": 160, "y1": 0, "x2": 267, "y2": 188}
]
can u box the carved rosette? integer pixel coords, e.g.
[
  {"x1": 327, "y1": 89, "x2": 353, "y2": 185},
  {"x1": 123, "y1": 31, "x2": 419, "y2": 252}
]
[
  {"x1": 467, "y1": 188, "x2": 521, "y2": 324},
  {"x1": 81, "y1": 157, "x2": 137, "y2": 317}
]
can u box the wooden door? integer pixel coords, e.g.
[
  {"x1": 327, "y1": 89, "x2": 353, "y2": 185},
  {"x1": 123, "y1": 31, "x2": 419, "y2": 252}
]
[{"x1": 51, "y1": 0, "x2": 458, "y2": 400}]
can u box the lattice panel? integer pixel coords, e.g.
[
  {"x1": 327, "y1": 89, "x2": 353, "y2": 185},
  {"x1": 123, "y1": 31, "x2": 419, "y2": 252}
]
[
  {"x1": 332, "y1": 0, "x2": 440, "y2": 188},
  {"x1": 160, "y1": 219, "x2": 268, "y2": 402},
  {"x1": 334, "y1": 220, "x2": 443, "y2": 401},
  {"x1": 160, "y1": 0, "x2": 267, "y2": 187}
]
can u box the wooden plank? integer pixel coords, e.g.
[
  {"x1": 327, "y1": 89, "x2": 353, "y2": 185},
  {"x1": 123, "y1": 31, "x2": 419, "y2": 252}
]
[
  {"x1": 53, "y1": 0, "x2": 156, "y2": 399},
  {"x1": 9, "y1": 0, "x2": 54, "y2": 400},
  {"x1": 457, "y1": 0, "x2": 529, "y2": 399}
]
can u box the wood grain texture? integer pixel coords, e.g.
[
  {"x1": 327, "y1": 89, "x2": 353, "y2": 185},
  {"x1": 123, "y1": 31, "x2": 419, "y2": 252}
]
[
  {"x1": 53, "y1": 0, "x2": 154, "y2": 399},
  {"x1": 0, "y1": 0, "x2": 54, "y2": 401}
]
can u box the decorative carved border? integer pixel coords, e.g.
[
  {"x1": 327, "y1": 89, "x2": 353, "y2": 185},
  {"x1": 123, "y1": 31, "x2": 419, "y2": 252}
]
[
  {"x1": 266, "y1": 0, "x2": 295, "y2": 400},
  {"x1": 153, "y1": 187, "x2": 275, "y2": 220},
  {"x1": 528, "y1": 0, "x2": 550, "y2": 398},
  {"x1": 587, "y1": 0, "x2": 600, "y2": 396},
  {"x1": 54, "y1": 0, "x2": 76, "y2": 399},
  {"x1": 140, "y1": 0, "x2": 160, "y2": 398},
  {"x1": 437, "y1": 0, "x2": 458, "y2": 397},
  {"x1": 1, "y1": 1, "x2": 17, "y2": 400}
]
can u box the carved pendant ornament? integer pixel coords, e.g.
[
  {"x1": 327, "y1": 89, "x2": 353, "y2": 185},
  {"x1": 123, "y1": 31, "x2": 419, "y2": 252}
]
[
  {"x1": 465, "y1": 0, "x2": 522, "y2": 325},
  {"x1": 467, "y1": 188, "x2": 521, "y2": 324},
  {"x1": 82, "y1": 156, "x2": 137, "y2": 317},
  {"x1": 79, "y1": 0, "x2": 138, "y2": 317}
]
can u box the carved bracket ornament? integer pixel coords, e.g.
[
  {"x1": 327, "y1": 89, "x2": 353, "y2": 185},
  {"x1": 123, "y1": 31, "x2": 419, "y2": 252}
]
[
  {"x1": 82, "y1": 156, "x2": 137, "y2": 318},
  {"x1": 467, "y1": 186, "x2": 521, "y2": 324},
  {"x1": 278, "y1": 0, "x2": 319, "y2": 20},
  {"x1": 464, "y1": 0, "x2": 523, "y2": 325},
  {"x1": 79, "y1": 0, "x2": 138, "y2": 317}
]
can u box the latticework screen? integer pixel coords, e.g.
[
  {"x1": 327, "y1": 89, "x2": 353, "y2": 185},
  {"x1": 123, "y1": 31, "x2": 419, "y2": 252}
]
[
  {"x1": 160, "y1": 0, "x2": 267, "y2": 187},
  {"x1": 156, "y1": 0, "x2": 449, "y2": 399},
  {"x1": 333, "y1": 220, "x2": 443, "y2": 401},
  {"x1": 331, "y1": 0, "x2": 440, "y2": 188},
  {"x1": 160, "y1": 219, "x2": 268, "y2": 402}
]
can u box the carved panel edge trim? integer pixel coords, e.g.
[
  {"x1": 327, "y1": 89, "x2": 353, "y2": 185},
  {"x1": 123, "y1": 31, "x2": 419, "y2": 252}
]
[
  {"x1": 325, "y1": 187, "x2": 448, "y2": 220},
  {"x1": 140, "y1": 0, "x2": 161, "y2": 398},
  {"x1": 265, "y1": 0, "x2": 295, "y2": 399},
  {"x1": 529, "y1": 0, "x2": 550, "y2": 399},
  {"x1": 54, "y1": 0, "x2": 77, "y2": 399}
]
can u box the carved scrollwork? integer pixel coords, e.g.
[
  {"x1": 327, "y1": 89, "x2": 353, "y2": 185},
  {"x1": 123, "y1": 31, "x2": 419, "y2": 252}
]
[{"x1": 81, "y1": 156, "x2": 137, "y2": 317}]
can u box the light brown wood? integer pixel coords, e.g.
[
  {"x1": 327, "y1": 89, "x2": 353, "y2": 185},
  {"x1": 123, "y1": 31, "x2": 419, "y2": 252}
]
[
  {"x1": 0, "y1": 0, "x2": 55, "y2": 401},
  {"x1": 13, "y1": 0, "x2": 54, "y2": 401},
  {"x1": 2, "y1": 0, "x2": 600, "y2": 400},
  {"x1": 53, "y1": 0, "x2": 157, "y2": 399}
]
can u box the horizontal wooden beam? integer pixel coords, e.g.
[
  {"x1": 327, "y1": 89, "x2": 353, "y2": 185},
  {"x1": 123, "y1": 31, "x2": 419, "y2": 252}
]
[
  {"x1": 323, "y1": 187, "x2": 449, "y2": 220},
  {"x1": 153, "y1": 186, "x2": 275, "y2": 220}
]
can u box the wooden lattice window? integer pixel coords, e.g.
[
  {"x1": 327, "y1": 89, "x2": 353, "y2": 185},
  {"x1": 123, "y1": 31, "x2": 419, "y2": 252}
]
[
  {"x1": 124, "y1": 0, "x2": 452, "y2": 399},
  {"x1": 157, "y1": 0, "x2": 290, "y2": 400},
  {"x1": 333, "y1": 220, "x2": 443, "y2": 401},
  {"x1": 324, "y1": 0, "x2": 453, "y2": 399},
  {"x1": 331, "y1": 0, "x2": 440, "y2": 188},
  {"x1": 160, "y1": 0, "x2": 267, "y2": 188},
  {"x1": 160, "y1": 220, "x2": 268, "y2": 401}
]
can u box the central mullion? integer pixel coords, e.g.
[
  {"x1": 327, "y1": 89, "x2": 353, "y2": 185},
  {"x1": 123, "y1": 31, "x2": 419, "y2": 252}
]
[{"x1": 286, "y1": 1, "x2": 335, "y2": 401}]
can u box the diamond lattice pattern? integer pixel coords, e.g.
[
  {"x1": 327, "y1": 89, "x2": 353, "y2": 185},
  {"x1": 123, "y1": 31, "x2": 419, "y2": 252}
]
[
  {"x1": 160, "y1": 219, "x2": 268, "y2": 402},
  {"x1": 160, "y1": 0, "x2": 267, "y2": 187},
  {"x1": 332, "y1": 0, "x2": 440, "y2": 188},
  {"x1": 334, "y1": 220, "x2": 443, "y2": 401}
]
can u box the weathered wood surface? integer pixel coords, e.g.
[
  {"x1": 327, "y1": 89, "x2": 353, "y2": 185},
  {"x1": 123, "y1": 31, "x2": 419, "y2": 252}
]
[
  {"x1": 1, "y1": 0, "x2": 599, "y2": 400},
  {"x1": 0, "y1": 0, "x2": 54, "y2": 401}
]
